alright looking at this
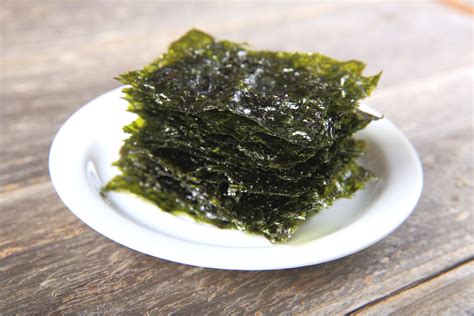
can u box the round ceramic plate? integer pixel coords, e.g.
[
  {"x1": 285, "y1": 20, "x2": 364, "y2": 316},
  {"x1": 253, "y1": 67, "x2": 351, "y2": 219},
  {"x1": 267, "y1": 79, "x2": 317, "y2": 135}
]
[{"x1": 49, "y1": 87, "x2": 423, "y2": 270}]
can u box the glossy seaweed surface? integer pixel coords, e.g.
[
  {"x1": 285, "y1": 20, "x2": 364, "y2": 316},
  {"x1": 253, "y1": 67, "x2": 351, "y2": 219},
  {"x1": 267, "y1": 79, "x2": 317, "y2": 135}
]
[{"x1": 103, "y1": 29, "x2": 381, "y2": 242}]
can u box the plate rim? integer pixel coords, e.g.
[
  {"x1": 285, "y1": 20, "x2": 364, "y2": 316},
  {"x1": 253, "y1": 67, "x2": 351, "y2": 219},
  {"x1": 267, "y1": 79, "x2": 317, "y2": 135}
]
[{"x1": 49, "y1": 87, "x2": 423, "y2": 270}]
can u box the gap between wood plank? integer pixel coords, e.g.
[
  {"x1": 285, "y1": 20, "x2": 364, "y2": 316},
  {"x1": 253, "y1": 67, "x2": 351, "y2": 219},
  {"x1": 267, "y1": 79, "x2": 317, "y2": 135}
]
[{"x1": 347, "y1": 256, "x2": 474, "y2": 315}]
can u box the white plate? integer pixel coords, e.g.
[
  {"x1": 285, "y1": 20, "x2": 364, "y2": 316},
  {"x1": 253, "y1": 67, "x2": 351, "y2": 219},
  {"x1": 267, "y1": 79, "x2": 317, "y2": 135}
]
[{"x1": 49, "y1": 87, "x2": 423, "y2": 270}]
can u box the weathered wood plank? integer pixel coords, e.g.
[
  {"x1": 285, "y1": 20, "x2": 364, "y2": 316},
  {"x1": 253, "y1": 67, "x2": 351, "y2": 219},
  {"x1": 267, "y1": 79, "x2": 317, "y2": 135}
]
[{"x1": 356, "y1": 260, "x2": 474, "y2": 315}]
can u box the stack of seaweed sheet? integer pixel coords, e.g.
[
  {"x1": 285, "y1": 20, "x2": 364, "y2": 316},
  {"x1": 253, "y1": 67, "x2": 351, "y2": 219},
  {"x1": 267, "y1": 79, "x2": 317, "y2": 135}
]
[{"x1": 104, "y1": 29, "x2": 381, "y2": 242}]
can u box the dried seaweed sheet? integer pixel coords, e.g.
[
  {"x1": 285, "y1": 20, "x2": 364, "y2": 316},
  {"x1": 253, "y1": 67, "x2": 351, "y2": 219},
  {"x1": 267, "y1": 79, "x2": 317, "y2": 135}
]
[{"x1": 103, "y1": 29, "x2": 381, "y2": 242}]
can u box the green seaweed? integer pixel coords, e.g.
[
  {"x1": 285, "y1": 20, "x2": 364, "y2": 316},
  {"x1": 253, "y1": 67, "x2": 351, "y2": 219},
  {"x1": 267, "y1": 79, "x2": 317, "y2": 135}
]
[{"x1": 103, "y1": 29, "x2": 381, "y2": 242}]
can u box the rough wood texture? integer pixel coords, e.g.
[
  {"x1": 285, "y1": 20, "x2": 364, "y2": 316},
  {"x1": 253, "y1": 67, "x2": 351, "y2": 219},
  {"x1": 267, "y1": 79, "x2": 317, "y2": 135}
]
[
  {"x1": 1, "y1": 0, "x2": 473, "y2": 314},
  {"x1": 356, "y1": 260, "x2": 474, "y2": 315}
]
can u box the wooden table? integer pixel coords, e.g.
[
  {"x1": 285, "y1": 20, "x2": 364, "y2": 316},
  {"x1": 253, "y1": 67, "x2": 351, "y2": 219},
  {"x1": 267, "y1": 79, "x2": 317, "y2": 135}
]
[{"x1": 1, "y1": 1, "x2": 473, "y2": 314}]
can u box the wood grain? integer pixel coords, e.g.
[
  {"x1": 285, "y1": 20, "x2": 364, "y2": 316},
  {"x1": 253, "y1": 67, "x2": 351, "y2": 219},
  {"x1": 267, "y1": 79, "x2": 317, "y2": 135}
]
[
  {"x1": 356, "y1": 260, "x2": 474, "y2": 315},
  {"x1": 1, "y1": 0, "x2": 473, "y2": 314}
]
